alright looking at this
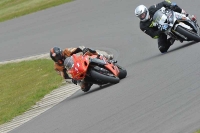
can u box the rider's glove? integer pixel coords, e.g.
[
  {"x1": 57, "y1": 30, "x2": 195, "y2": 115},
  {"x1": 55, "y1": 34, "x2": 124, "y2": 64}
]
[
  {"x1": 83, "y1": 48, "x2": 97, "y2": 55},
  {"x1": 170, "y1": 2, "x2": 177, "y2": 9},
  {"x1": 171, "y1": 2, "x2": 177, "y2": 6},
  {"x1": 170, "y1": 2, "x2": 177, "y2": 10},
  {"x1": 181, "y1": 9, "x2": 186, "y2": 15},
  {"x1": 162, "y1": 23, "x2": 169, "y2": 31},
  {"x1": 82, "y1": 48, "x2": 89, "y2": 54}
]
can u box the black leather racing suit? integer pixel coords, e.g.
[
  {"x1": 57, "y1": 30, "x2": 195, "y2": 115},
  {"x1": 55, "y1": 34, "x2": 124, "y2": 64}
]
[{"x1": 139, "y1": 0, "x2": 182, "y2": 53}]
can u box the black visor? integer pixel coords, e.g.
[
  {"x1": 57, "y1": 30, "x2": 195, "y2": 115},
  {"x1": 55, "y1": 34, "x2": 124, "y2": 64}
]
[{"x1": 53, "y1": 53, "x2": 62, "y2": 62}]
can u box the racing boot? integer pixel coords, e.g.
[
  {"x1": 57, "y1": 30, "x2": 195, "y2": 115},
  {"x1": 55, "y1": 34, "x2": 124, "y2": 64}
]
[
  {"x1": 98, "y1": 53, "x2": 114, "y2": 60},
  {"x1": 107, "y1": 54, "x2": 114, "y2": 60},
  {"x1": 159, "y1": 38, "x2": 175, "y2": 53},
  {"x1": 104, "y1": 54, "x2": 114, "y2": 60}
]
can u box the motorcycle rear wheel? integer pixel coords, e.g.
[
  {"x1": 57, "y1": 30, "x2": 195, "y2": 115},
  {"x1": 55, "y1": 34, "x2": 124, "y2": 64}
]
[
  {"x1": 90, "y1": 69, "x2": 120, "y2": 84},
  {"x1": 176, "y1": 26, "x2": 200, "y2": 42}
]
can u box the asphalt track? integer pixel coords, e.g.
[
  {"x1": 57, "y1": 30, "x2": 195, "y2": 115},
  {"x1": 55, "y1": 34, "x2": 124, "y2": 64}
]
[{"x1": 1, "y1": 0, "x2": 200, "y2": 133}]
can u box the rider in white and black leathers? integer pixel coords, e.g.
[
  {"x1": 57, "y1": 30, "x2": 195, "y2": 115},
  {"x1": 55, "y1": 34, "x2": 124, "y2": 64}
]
[{"x1": 135, "y1": 0, "x2": 196, "y2": 53}]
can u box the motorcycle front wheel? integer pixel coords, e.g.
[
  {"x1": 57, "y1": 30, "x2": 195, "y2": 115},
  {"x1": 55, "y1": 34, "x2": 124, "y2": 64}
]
[
  {"x1": 115, "y1": 64, "x2": 127, "y2": 79},
  {"x1": 176, "y1": 26, "x2": 200, "y2": 42}
]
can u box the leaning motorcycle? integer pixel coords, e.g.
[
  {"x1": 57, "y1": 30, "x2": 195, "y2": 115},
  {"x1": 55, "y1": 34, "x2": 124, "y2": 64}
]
[
  {"x1": 153, "y1": 7, "x2": 200, "y2": 42},
  {"x1": 64, "y1": 54, "x2": 127, "y2": 92}
]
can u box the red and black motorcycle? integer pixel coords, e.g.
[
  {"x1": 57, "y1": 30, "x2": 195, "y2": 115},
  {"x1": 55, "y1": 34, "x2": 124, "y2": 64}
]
[{"x1": 64, "y1": 54, "x2": 127, "y2": 92}]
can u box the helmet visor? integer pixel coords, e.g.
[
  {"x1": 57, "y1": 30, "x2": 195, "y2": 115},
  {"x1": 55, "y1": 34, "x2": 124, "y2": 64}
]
[
  {"x1": 138, "y1": 10, "x2": 147, "y2": 20},
  {"x1": 54, "y1": 54, "x2": 62, "y2": 62},
  {"x1": 51, "y1": 52, "x2": 63, "y2": 63}
]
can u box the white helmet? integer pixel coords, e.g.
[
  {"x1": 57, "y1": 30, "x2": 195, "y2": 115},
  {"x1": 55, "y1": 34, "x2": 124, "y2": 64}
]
[{"x1": 135, "y1": 5, "x2": 149, "y2": 22}]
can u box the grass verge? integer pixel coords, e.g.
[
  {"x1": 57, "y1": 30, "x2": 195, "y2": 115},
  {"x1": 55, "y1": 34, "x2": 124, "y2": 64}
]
[
  {"x1": 0, "y1": 0, "x2": 73, "y2": 22},
  {"x1": 0, "y1": 0, "x2": 72, "y2": 125},
  {"x1": 0, "y1": 59, "x2": 63, "y2": 124}
]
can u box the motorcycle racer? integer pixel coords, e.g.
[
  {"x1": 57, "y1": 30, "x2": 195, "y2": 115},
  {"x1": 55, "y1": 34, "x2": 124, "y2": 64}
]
[
  {"x1": 50, "y1": 46, "x2": 113, "y2": 89},
  {"x1": 64, "y1": 53, "x2": 127, "y2": 92},
  {"x1": 135, "y1": 0, "x2": 197, "y2": 53}
]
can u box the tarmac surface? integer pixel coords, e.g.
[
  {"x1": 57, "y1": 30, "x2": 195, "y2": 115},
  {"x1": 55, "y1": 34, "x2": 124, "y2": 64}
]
[{"x1": 0, "y1": 0, "x2": 200, "y2": 133}]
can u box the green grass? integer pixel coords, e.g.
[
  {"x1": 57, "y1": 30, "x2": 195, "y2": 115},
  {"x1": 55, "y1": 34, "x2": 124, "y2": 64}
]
[
  {"x1": 0, "y1": 0, "x2": 73, "y2": 125},
  {"x1": 0, "y1": 0, "x2": 73, "y2": 22},
  {"x1": 0, "y1": 59, "x2": 64, "y2": 124},
  {"x1": 195, "y1": 130, "x2": 200, "y2": 133}
]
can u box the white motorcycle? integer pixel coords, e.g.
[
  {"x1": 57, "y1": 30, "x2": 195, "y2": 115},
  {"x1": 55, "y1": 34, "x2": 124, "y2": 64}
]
[{"x1": 153, "y1": 7, "x2": 200, "y2": 42}]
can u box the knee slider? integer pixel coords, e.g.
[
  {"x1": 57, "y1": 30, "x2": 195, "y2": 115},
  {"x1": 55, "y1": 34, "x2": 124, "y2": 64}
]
[{"x1": 159, "y1": 46, "x2": 168, "y2": 53}]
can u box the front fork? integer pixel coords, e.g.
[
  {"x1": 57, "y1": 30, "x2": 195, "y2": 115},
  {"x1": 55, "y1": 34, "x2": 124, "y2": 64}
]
[{"x1": 174, "y1": 12, "x2": 200, "y2": 35}]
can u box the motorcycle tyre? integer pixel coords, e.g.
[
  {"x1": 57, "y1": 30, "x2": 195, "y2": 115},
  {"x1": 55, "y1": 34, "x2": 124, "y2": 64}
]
[
  {"x1": 176, "y1": 26, "x2": 200, "y2": 42},
  {"x1": 90, "y1": 69, "x2": 120, "y2": 84},
  {"x1": 116, "y1": 64, "x2": 127, "y2": 79}
]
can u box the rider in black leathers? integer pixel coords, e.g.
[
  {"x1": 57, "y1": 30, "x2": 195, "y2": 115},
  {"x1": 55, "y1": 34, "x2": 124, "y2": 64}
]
[{"x1": 135, "y1": 0, "x2": 196, "y2": 53}]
